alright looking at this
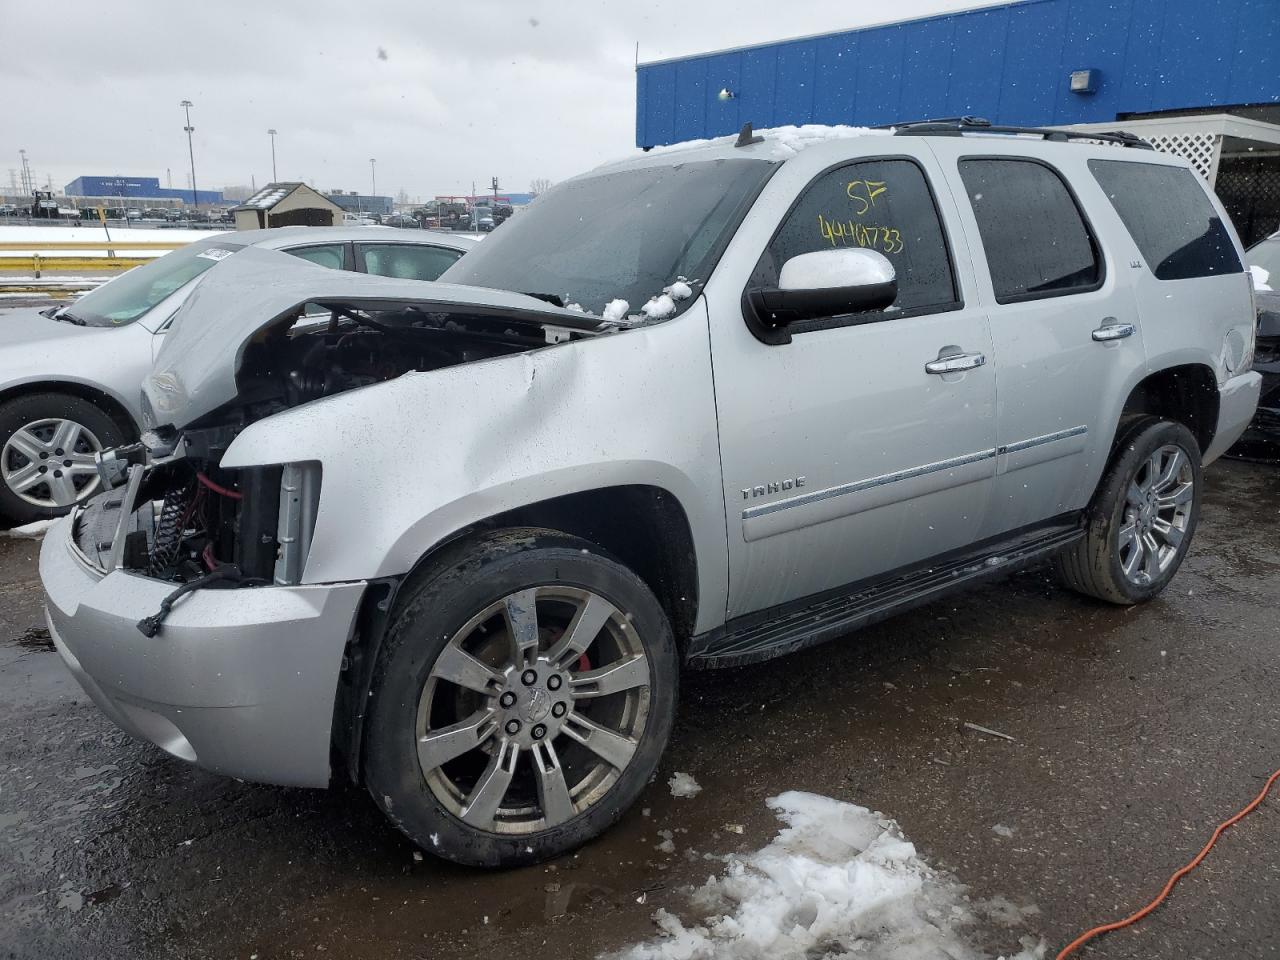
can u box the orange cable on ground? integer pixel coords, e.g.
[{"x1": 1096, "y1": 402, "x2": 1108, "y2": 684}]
[{"x1": 1056, "y1": 767, "x2": 1280, "y2": 959}]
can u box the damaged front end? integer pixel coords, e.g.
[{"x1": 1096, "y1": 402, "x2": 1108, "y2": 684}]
[{"x1": 78, "y1": 247, "x2": 603, "y2": 623}]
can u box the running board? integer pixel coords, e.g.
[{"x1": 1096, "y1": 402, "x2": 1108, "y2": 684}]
[{"x1": 687, "y1": 522, "x2": 1083, "y2": 670}]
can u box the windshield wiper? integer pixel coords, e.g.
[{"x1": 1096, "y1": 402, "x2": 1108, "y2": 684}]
[
  {"x1": 521, "y1": 292, "x2": 566, "y2": 308},
  {"x1": 53, "y1": 309, "x2": 87, "y2": 326}
]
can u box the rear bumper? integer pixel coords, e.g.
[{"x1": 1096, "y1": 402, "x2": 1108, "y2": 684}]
[
  {"x1": 40, "y1": 515, "x2": 365, "y2": 788},
  {"x1": 1204, "y1": 371, "x2": 1263, "y2": 465}
]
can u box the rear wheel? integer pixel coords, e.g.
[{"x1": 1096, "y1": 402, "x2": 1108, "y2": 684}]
[
  {"x1": 364, "y1": 528, "x2": 678, "y2": 867},
  {"x1": 0, "y1": 393, "x2": 126, "y2": 524},
  {"x1": 1054, "y1": 418, "x2": 1201, "y2": 604}
]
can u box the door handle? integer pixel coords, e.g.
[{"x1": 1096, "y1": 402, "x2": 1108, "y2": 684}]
[
  {"x1": 1092, "y1": 320, "x2": 1135, "y2": 342},
  {"x1": 925, "y1": 351, "x2": 986, "y2": 375}
]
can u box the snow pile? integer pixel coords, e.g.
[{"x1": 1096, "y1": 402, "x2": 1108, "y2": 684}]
[
  {"x1": 613, "y1": 792, "x2": 1043, "y2": 960},
  {"x1": 602, "y1": 299, "x2": 631, "y2": 323},
  {"x1": 642, "y1": 293, "x2": 678, "y2": 320},
  {"x1": 664, "y1": 279, "x2": 694, "y2": 301},
  {"x1": 669, "y1": 772, "x2": 702, "y2": 799},
  {"x1": 1250, "y1": 264, "x2": 1273, "y2": 292}
]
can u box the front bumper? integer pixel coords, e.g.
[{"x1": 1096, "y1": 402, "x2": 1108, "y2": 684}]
[
  {"x1": 41, "y1": 515, "x2": 366, "y2": 788},
  {"x1": 1203, "y1": 371, "x2": 1263, "y2": 464}
]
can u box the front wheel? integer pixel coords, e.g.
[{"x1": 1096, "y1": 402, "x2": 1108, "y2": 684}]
[
  {"x1": 1054, "y1": 418, "x2": 1202, "y2": 604},
  {"x1": 364, "y1": 528, "x2": 679, "y2": 868},
  {"x1": 0, "y1": 393, "x2": 127, "y2": 524}
]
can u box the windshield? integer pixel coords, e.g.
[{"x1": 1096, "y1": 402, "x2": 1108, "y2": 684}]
[
  {"x1": 1247, "y1": 236, "x2": 1280, "y2": 278},
  {"x1": 439, "y1": 158, "x2": 776, "y2": 317},
  {"x1": 68, "y1": 239, "x2": 246, "y2": 327}
]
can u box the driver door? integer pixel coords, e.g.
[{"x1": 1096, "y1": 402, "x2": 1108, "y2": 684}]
[{"x1": 708, "y1": 152, "x2": 998, "y2": 619}]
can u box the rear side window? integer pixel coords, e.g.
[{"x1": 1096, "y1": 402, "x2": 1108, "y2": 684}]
[
  {"x1": 286, "y1": 243, "x2": 347, "y2": 271},
  {"x1": 357, "y1": 243, "x2": 462, "y2": 281},
  {"x1": 755, "y1": 158, "x2": 959, "y2": 317},
  {"x1": 1089, "y1": 160, "x2": 1242, "y2": 281},
  {"x1": 958, "y1": 159, "x2": 1102, "y2": 303}
]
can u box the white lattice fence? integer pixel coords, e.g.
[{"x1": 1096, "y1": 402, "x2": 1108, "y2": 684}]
[{"x1": 1143, "y1": 132, "x2": 1222, "y2": 182}]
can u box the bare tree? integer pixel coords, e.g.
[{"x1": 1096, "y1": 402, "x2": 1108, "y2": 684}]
[{"x1": 530, "y1": 177, "x2": 553, "y2": 196}]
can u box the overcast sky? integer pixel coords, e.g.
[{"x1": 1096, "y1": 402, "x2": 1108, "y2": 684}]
[{"x1": 5, "y1": 0, "x2": 1006, "y2": 200}]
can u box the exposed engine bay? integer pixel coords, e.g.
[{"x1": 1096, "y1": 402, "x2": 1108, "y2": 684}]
[{"x1": 76, "y1": 298, "x2": 597, "y2": 615}]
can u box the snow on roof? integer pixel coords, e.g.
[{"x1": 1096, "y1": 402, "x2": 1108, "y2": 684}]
[
  {"x1": 647, "y1": 123, "x2": 892, "y2": 159},
  {"x1": 235, "y1": 182, "x2": 305, "y2": 211}
]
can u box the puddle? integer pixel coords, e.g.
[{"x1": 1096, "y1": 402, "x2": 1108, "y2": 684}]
[{"x1": 11, "y1": 627, "x2": 53, "y2": 651}]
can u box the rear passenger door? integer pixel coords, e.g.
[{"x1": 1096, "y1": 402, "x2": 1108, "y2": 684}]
[
  {"x1": 931, "y1": 142, "x2": 1146, "y2": 536},
  {"x1": 355, "y1": 242, "x2": 464, "y2": 281}
]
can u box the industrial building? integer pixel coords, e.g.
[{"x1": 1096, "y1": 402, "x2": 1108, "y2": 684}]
[
  {"x1": 636, "y1": 0, "x2": 1280, "y2": 243},
  {"x1": 63, "y1": 175, "x2": 224, "y2": 205},
  {"x1": 324, "y1": 191, "x2": 394, "y2": 216}
]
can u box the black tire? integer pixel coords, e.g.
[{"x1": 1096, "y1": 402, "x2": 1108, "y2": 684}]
[
  {"x1": 0, "y1": 393, "x2": 128, "y2": 525},
  {"x1": 364, "y1": 527, "x2": 679, "y2": 868},
  {"x1": 1053, "y1": 418, "x2": 1202, "y2": 604}
]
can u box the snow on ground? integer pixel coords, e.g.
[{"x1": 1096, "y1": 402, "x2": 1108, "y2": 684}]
[
  {"x1": 611, "y1": 792, "x2": 1043, "y2": 960},
  {"x1": 0, "y1": 519, "x2": 58, "y2": 539},
  {"x1": 0, "y1": 225, "x2": 228, "y2": 258},
  {"x1": 1250, "y1": 264, "x2": 1273, "y2": 292},
  {"x1": 669, "y1": 772, "x2": 702, "y2": 799}
]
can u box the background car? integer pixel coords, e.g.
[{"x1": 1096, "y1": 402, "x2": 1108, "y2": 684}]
[
  {"x1": 0, "y1": 226, "x2": 477, "y2": 523},
  {"x1": 383, "y1": 213, "x2": 421, "y2": 229},
  {"x1": 1237, "y1": 234, "x2": 1280, "y2": 457}
]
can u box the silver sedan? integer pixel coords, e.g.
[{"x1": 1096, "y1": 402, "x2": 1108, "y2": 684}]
[{"x1": 0, "y1": 226, "x2": 476, "y2": 523}]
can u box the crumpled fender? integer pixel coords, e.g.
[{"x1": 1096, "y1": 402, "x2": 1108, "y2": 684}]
[{"x1": 220, "y1": 298, "x2": 728, "y2": 634}]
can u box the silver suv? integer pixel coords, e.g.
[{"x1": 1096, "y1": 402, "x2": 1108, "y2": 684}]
[{"x1": 40, "y1": 122, "x2": 1260, "y2": 867}]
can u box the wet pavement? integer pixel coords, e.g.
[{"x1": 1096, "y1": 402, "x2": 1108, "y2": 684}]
[{"x1": 2, "y1": 459, "x2": 1279, "y2": 959}]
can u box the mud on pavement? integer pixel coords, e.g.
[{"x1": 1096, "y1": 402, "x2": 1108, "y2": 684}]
[{"x1": 2, "y1": 459, "x2": 1279, "y2": 959}]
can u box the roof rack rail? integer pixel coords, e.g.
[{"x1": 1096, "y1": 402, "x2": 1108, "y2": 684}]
[{"x1": 888, "y1": 116, "x2": 1154, "y2": 150}]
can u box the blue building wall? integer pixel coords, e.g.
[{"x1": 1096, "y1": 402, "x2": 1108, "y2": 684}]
[
  {"x1": 636, "y1": 0, "x2": 1280, "y2": 146},
  {"x1": 65, "y1": 175, "x2": 224, "y2": 204}
]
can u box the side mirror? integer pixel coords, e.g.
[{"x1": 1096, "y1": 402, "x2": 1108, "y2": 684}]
[{"x1": 744, "y1": 248, "x2": 898, "y2": 344}]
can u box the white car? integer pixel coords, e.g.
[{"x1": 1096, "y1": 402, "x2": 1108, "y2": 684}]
[{"x1": 0, "y1": 226, "x2": 476, "y2": 523}]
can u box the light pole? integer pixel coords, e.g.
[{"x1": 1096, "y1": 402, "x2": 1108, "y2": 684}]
[
  {"x1": 180, "y1": 100, "x2": 198, "y2": 208},
  {"x1": 268, "y1": 129, "x2": 278, "y2": 182},
  {"x1": 369, "y1": 158, "x2": 377, "y2": 215}
]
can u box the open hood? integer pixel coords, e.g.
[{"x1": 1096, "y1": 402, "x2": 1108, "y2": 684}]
[{"x1": 144, "y1": 245, "x2": 602, "y2": 429}]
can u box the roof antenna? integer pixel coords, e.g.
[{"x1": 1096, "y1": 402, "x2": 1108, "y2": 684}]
[{"x1": 735, "y1": 122, "x2": 764, "y2": 148}]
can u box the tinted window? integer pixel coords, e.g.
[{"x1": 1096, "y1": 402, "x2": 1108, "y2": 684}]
[
  {"x1": 959, "y1": 159, "x2": 1101, "y2": 303},
  {"x1": 286, "y1": 243, "x2": 346, "y2": 271},
  {"x1": 357, "y1": 243, "x2": 461, "y2": 281},
  {"x1": 1090, "y1": 160, "x2": 1243, "y2": 281},
  {"x1": 755, "y1": 158, "x2": 958, "y2": 315},
  {"x1": 441, "y1": 159, "x2": 776, "y2": 317}
]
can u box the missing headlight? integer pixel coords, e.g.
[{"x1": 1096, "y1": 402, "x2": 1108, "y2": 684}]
[{"x1": 273, "y1": 462, "x2": 322, "y2": 586}]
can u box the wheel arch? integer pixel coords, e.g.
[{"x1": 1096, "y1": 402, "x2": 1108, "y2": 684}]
[
  {"x1": 333, "y1": 483, "x2": 702, "y2": 785},
  {"x1": 1117, "y1": 363, "x2": 1219, "y2": 456},
  {"x1": 0, "y1": 379, "x2": 141, "y2": 441}
]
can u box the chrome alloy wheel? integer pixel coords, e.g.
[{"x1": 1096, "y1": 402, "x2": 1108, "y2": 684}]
[
  {"x1": 1, "y1": 418, "x2": 104, "y2": 508},
  {"x1": 1118, "y1": 443, "x2": 1194, "y2": 585},
  {"x1": 416, "y1": 586, "x2": 652, "y2": 835}
]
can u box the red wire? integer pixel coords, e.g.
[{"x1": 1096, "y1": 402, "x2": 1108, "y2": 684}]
[
  {"x1": 1057, "y1": 767, "x2": 1280, "y2": 958},
  {"x1": 196, "y1": 471, "x2": 243, "y2": 500}
]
